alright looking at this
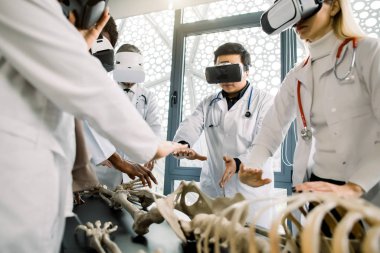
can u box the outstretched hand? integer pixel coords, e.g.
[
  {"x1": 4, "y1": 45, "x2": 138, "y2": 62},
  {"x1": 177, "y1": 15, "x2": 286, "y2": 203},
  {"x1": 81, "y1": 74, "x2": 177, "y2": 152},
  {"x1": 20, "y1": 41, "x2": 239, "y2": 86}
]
[
  {"x1": 119, "y1": 161, "x2": 158, "y2": 188},
  {"x1": 153, "y1": 141, "x2": 189, "y2": 160},
  {"x1": 219, "y1": 156, "x2": 237, "y2": 188},
  {"x1": 293, "y1": 181, "x2": 363, "y2": 198},
  {"x1": 108, "y1": 153, "x2": 157, "y2": 188},
  {"x1": 172, "y1": 147, "x2": 207, "y2": 161},
  {"x1": 239, "y1": 165, "x2": 272, "y2": 187},
  {"x1": 69, "y1": 7, "x2": 110, "y2": 49}
]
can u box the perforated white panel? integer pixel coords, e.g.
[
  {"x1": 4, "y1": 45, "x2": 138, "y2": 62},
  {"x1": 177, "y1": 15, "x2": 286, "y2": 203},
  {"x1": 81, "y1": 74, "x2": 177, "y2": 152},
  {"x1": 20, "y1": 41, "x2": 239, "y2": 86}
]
[{"x1": 116, "y1": 11, "x2": 174, "y2": 141}]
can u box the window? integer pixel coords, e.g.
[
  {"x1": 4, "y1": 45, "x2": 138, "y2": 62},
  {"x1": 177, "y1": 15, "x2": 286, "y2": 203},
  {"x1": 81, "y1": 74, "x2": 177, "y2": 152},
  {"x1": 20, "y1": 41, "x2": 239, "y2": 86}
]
[
  {"x1": 180, "y1": 27, "x2": 281, "y2": 173},
  {"x1": 115, "y1": 0, "x2": 380, "y2": 196}
]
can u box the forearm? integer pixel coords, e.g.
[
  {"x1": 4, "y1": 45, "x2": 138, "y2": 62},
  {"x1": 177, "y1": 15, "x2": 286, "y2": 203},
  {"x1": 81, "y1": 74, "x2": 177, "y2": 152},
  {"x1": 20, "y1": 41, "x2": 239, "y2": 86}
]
[
  {"x1": 107, "y1": 153, "x2": 125, "y2": 172},
  {"x1": 241, "y1": 145, "x2": 272, "y2": 168}
]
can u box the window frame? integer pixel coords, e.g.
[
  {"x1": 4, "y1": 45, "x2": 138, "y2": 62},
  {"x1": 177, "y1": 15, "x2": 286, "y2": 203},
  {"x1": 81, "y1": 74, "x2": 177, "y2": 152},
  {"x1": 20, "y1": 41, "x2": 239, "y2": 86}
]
[{"x1": 164, "y1": 9, "x2": 297, "y2": 195}]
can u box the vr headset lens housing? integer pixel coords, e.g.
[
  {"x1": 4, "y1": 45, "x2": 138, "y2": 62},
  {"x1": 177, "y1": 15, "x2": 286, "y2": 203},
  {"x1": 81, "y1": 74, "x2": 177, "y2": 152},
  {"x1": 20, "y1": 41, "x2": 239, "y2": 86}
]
[
  {"x1": 113, "y1": 52, "x2": 145, "y2": 83},
  {"x1": 60, "y1": 0, "x2": 108, "y2": 29},
  {"x1": 261, "y1": 0, "x2": 323, "y2": 35},
  {"x1": 205, "y1": 64, "x2": 243, "y2": 84},
  {"x1": 91, "y1": 36, "x2": 114, "y2": 72}
]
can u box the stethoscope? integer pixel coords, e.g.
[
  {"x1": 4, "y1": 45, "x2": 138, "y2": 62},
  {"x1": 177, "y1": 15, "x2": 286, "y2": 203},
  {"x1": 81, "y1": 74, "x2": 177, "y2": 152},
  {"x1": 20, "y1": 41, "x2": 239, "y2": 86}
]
[
  {"x1": 297, "y1": 37, "x2": 357, "y2": 141},
  {"x1": 207, "y1": 85, "x2": 254, "y2": 128},
  {"x1": 124, "y1": 88, "x2": 148, "y2": 118}
]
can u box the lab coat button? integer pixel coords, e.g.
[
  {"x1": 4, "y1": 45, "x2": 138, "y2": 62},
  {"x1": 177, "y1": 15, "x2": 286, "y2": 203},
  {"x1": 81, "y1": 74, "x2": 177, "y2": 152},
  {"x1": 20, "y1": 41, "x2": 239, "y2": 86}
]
[{"x1": 342, "y1": 161, "x2": 346, "y2": 165}]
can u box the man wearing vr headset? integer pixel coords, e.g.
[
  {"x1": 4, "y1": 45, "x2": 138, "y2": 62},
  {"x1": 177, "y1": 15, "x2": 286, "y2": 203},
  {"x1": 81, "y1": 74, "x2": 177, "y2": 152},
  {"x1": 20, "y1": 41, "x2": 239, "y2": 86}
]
[
  {"x1": 114, "y1": 44, "x2": 162, "y2": 179},
  {"x1": 241, "y1": 0, "x2": 380, "y2": 208},
  {"x1": 83, "y1": 22, "x2": 159, "y2": 189},
  {"x1": 173, "y1": 42, "x2": 276, "y2": 228},
  {"x1": 0, "y1": 1, "x2": 186, "y2": 252},
  {"x1": 85, "y1": 42, "x2": 162, "y2": 189}
]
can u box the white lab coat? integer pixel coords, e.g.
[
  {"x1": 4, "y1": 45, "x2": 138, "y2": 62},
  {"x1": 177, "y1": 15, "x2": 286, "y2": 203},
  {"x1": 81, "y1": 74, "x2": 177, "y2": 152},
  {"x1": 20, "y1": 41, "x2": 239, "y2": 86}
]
[
  {"x1": 173, "y1": 83, "x2": 276, "y2": 227},
  {"x1": 122, "y1": 84, "x2": 161, "y2": 137},
  {"x1": 83, "y1": 121, "x2": 123, "y2": 189},
  {"x1": 119, "y1": 84, "x2": 162, "y2": 182},
  {"x1": 85, "y1": 83, "x2": 162, "y2": 187},
  {"x1": 0, "y1": 1, "x2": 159, "y2": 252},
  {"x1": 248, "y1": 36, "x2": 380, "y2": 205}
]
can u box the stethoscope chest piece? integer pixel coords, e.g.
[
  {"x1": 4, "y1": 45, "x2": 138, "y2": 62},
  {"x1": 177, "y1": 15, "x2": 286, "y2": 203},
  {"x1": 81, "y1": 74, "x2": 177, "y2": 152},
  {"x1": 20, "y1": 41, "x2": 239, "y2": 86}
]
[{"x1": 300, "y1": 127, "x2": 312, "y2": 141}]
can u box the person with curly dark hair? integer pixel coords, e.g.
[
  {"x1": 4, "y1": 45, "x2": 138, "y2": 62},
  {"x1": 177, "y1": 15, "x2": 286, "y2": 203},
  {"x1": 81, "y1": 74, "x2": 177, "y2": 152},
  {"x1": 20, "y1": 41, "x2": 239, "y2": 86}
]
[{"x1": 102, "y1": 16, "x2": 118, "y2": 47}]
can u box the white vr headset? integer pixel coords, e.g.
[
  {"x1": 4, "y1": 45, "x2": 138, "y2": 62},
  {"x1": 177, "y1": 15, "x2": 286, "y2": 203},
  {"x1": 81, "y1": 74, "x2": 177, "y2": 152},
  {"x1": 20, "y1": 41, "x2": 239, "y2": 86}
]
[
  {"x1": 261, "y1": 0, "x2": 323, "y2": 35},
  {"x1": 113, "y1": 52, "x2": 145, "y2": 83}
]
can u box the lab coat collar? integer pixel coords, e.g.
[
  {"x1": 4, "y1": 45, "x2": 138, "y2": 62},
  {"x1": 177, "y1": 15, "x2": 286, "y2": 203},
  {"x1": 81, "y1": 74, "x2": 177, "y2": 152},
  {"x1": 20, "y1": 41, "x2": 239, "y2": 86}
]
[
  {"x1": 296, "y1": 58, "x2": 313, "y2": 92},
  {"x1": 221, "y1": 80, "x2": 250, "y2": 100},
  {"x1": 296, "y1": 36, "x2": 343, "y2": 91}
]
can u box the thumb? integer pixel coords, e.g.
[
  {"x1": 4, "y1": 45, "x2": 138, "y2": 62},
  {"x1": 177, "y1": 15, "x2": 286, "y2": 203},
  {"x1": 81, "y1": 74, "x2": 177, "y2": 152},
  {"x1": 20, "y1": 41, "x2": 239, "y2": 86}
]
[
  {"x1": 263, "y1": 178, "x2": 272, "y2": 184},
  {"x1": 196, "y1": 154, "x2": 208, "y2": 161},
  {"x1": 223, "y1": 156, "x2": 231, "y2": 162}
]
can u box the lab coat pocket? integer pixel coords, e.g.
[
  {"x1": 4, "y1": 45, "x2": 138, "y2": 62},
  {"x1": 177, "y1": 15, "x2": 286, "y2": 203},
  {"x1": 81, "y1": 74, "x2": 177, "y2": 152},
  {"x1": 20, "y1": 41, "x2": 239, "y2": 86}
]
[
  {"x1": 206, "y1": 107, "x2": 222, "y2": 128},
  {"x1": 237, "y1": 115, "x2": 255, "y2": 145}
]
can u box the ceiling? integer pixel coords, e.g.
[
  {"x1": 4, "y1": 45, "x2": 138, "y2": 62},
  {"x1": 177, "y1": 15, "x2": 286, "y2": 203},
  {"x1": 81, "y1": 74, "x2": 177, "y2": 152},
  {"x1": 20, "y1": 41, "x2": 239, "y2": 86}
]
[{"x1": 108, "y1": 0, "x2": 222, "y2": 19}]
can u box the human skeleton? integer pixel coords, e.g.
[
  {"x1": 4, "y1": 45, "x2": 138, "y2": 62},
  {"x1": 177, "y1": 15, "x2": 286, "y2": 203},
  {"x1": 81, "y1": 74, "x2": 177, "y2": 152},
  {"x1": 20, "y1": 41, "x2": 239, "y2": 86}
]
[
  {"x1": 76, "y1": 180, "x2": 380, "y2": 253},
  {"x1": 76, "y1": 220, "x2": 121, "y2": 253}
]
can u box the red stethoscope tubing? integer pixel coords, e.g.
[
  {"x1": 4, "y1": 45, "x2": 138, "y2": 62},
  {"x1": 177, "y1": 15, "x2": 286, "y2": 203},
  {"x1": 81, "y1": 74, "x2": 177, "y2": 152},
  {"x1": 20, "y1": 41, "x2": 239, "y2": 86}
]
[{"x1": 297, "y1": 37, "x2": 357, "y2": 130}]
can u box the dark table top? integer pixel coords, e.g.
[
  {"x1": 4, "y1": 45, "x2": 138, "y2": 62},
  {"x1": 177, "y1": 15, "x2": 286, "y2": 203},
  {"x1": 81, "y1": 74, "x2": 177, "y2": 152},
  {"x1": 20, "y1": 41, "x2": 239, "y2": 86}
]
[{"x1": 61, "y1": 195, "x2": 186, "y2": 253}]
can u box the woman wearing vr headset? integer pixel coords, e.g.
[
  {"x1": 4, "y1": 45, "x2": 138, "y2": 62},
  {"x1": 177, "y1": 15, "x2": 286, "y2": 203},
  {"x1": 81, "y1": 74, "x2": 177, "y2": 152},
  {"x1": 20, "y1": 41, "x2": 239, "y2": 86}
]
[
  {"x1": 239, "y1": 0, "x2": 380, "y2": 206},
  {"x1": 0, "y1": 1, "x2": 186, "y2": 252}
]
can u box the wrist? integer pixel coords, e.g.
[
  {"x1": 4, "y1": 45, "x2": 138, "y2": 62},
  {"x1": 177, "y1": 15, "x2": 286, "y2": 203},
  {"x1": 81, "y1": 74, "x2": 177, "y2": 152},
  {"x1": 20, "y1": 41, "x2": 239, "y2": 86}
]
[
  {"x1": 178, "y1": 140, "x2": 190, "y2": 148},
  {"x1": 108, "y1": 153, "x2": 124, "y2": 170},
  {"x1": 234, "y1": 158, "x2": 241, "y2": 173}
]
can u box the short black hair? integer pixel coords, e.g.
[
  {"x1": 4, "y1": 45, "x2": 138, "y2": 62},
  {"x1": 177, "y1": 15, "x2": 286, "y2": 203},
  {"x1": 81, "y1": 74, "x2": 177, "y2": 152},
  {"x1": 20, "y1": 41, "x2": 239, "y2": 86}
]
[
  {"x1": 102, "y1": 16, "x2": 118, "y2": 47},
  {"x1": 117, "y1": 44, "x2": 141, "y2": 54},
  {"x1": 213, "y1": 42, "x2": 251, "y2": 71}
]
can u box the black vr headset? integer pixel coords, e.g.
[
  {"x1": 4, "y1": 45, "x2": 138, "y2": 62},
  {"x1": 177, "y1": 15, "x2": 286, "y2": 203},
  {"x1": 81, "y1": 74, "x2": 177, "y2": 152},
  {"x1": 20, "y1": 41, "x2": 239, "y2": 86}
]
[
  {"x1": 205, "y1": 64, "x2": 243, "y2": 84},
  {"x1": 90, "y1": 35, "x2": 114, "y2": 72},
  {"x1": 60, "y1": 0, "x2": 108, "y2": 29},
  {"x1": 261, "y1": 0, "x2": 323, "y2": 35}
]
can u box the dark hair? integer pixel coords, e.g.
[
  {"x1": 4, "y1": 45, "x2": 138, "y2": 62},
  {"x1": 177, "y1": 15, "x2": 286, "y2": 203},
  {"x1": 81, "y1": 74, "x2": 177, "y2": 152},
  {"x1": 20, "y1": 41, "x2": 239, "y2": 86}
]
[
  {"x1": 117, "y1": 43, "x2": 141, "y2": 54},
  {"x1": 102, "y1": 16, "x2": 118, "y2": 47},
  {"x1": 213, "y1": 42, "x2": 251, "y2": 71}
]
